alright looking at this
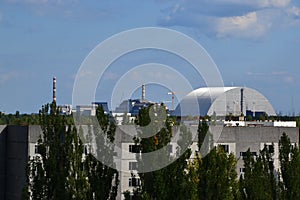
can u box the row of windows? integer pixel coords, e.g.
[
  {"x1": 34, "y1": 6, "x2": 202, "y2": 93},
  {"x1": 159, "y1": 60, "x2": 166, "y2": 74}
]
[
  {"x1": 129, "y1": 145, "x2": 173, "y2": 153},
  {"x1": 129, "y1": 145, "x2": 140, "y2": 153},
  {"x1": 129, "y1": 177, "x2": 140, "y2": 187},
  {"x1": 240, "y1": 151, "x2": 257, "y2": 157}
]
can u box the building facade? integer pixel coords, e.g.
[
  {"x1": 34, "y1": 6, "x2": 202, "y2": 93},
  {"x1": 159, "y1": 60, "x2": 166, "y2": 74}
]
[{"x1": 0, "y1": 124, "x2": 298, "y2": 199}]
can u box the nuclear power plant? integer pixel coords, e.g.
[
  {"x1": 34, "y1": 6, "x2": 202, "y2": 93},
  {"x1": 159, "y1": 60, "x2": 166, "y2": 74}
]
[
  {"x1": 51, "y1": 80, "x2": 277, "y2": 119},
  {"x1": 175, "y1": 87, "x2": 276, "y2": 117},
  {"x1": 0, "y1": 79, "x2": 298, "y2": 200}
]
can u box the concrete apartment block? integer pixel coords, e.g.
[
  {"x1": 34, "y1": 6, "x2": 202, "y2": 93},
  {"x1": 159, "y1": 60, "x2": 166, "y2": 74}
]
[{"x1": 0, "y1": 125, "x2": 298, "y2": 199}]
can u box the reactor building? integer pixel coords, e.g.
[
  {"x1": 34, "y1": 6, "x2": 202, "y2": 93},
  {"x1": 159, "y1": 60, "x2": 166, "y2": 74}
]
[{"x1": 175, "y1": 87, "x2": 276, "y2": 117}]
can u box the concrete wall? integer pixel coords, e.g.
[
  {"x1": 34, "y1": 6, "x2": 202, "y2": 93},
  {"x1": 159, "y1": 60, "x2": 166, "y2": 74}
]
[
  {"x1": 6, "y1": 126, "x2": 29, "y2": 200},
  {"x1": 0, "y1": 125, "x2": 7, "y2": 200},
  {"x1": 0, "y1": 125, "x2": 42, "y2": 200},
  {"x1": 218, "y1": 126, "x2": 299, "y2": 176}
]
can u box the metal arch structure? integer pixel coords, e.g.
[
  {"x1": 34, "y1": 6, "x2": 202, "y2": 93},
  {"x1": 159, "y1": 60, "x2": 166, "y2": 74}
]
[{"x1": 175, "y1": 87, "x2": 276, "y2": 117}]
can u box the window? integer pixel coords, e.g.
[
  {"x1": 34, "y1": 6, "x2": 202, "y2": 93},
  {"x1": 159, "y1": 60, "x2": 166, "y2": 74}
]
[
  {"x1": 291, "y1": 144, "x2": 296, "y2": 151},
  {"x1": 219, "y1": 144, "x2": 229, "y2": 153},
  {"x1": 34, "y1": 144, "x2": 39, "y2": 154},
  {"x1": 129, "y1": 145, "x2": 140, "y2": 153},
  {"x1": 129, "y1": 177, "x2": 140, "y2": 187},
  {"x1": 84, "y1": 144, "x2": 89, "y2": 155},
  {"x1": 240, "y1": 151, "x2": 257, "y2": 157},
  {"x1": 266, "y1": 144, "x2": 274, "y2": 153},
  {"x1": 167, "y1": 145, "x2": 173, "y2": 154},
  {"x1": 129, "y1": 162, "x2": 138, "y2": 170}
]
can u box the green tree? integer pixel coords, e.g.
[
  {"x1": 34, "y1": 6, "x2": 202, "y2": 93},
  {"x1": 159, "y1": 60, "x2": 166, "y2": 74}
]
[
  {"x1": 193, "y1": 120, "x2": 238, "y2": 200},
  {"x1": 133, "y1": 104, "x2": 194, "y2": 199},
  {"x1": 25, "y1": 103, "x2": 120, "y2": 200},
  {"x1": 279, "y1": 133, "x2": 300, "y2": 199},
  {"x1": 26, "y1": 103, "x2": 90, "y2": 199},
  {"x1": 239, "y1": 145, "x2": 278, "y2": 200},
  {"x1": 197, "y1": 120, "x2": 209, "y2": 152},
  {"x1": 84, "y1": 105, "x2": 119, "y2": 200}
]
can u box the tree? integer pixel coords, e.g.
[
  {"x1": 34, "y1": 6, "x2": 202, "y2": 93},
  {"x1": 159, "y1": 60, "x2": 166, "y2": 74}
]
[
  {"x1": 84, "y1": 105, "x2": 119, "y2": 200},
  {"x1": 192, "y1": 120, "x2": 239, "y2": 200},
  {"x1": 195, "y1": 146, "x2": 238, "y2": 200},
  {"x1": 279, "y1": 133, "x2": 300, "y2": 199},
  {"x1": 25, "y1": 103, "x2": 119, "y2": 199},
  {"x1": 239, "y1": 145, "x2": 278, "y2": 200},
  {"x1": 197, "y1": 120, "x2": 209, "y2": 151},
  {"x1": 26, "y1": 103, "x2": 90, "y2": 199},
  {"x1": 132, "y1": 104, "x2": 194, "y2": 199}
]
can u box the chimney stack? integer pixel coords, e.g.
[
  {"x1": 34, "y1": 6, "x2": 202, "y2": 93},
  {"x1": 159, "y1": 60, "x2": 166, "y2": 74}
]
[
  {"x1": 142, "y1": 84, "x2": 146, "y2": 102},
  {"x1": 240, "y1": 88, "x2": 244, "y2": 115},
  {"x1": 53, "y1": 77, "x2": 56, "y2": 102}
]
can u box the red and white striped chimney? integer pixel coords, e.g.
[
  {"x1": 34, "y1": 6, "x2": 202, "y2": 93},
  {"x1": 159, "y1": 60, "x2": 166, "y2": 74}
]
[{"x1": 53, "y1": 76, "x2": 56, "y2": 102}]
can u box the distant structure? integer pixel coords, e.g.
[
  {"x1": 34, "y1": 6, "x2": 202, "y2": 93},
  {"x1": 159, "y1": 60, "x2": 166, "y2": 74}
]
[
  {"x1": 142, "y1": 84, "x2": 146, "y2": 102},
  {"x1": 53, "y1": 76, "x2": 56, "y2": 102},
  {"x1": 240, "y1": 88, "x2": 244, "y2": 115},
  {"x1": 58, "y1": 105, "x2": 72, "y2": 115},
  {"x1": 115, "y1": 85, "x2": 153, "y2": 115},
  {"x1": 92, "y1": 102, "x2": 110, "y2": 114},
  {"x1": 114, "y1": 99, "x2": 152, "y2": 116},
  {"x1": 73, "y1": 102, "x2": 110, "y2": 116},
  {"x1": 175, "y1": 87, "x2": 276, "y2": 117}
]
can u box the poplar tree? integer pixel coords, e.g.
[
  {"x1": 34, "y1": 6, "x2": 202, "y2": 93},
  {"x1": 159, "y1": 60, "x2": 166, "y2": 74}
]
[
  {"x1": 239, "y1": 145, "x2": 278, "y2": 200},
  {"x1": 25, "y1": 103, "x2": 119, "y2": 200},
  {"x1": 194, "y1": 120, "x2": 238, "y2": 200},
  {"x1": 133, "y1": 104, "x2": 194, "y2": 199},
  {"x1": 26, "y1": 103, "x2": 90, "y2": 199},
  {"x1": 279, "y1": 133, "x2": 300, "y2": 199},
  {"x1": 84, "y1": 105, "x2": 119, "y2": 200}
]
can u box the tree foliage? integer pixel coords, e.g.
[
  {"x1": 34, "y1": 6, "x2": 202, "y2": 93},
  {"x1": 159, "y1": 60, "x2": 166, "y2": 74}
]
[
  {"x1": 239, "y1": 145, "x2": 278, "y2": 200},
  {"x1": 193, "y1": 121, "x2": 239, "y2": 200},
  {"x1": 25, "y1": 103, "x2": 118, "y2": 200},
  {"x1": 279, "y1": 132, "x2": 300, "y2": 199},
  {"x1": 132, "y1": 104, "x2": 194, "y2": 199}
]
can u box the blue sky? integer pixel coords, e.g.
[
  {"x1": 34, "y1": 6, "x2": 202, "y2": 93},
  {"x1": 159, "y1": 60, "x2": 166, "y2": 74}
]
[{"x1": 0, "y1": 0, "x2": 300, "y2": 115}]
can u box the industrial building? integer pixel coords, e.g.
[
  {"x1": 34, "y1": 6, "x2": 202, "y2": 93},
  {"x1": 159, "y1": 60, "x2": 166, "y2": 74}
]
[
  {"x1": 73, "y1": 102, "x2": 110, "y2": 116},
  {"x1": 175, "y1": 87, "x2": 276, "y2": 117},
  {"x1": 0, "y1": 85, "x2": 299, "y2": 199},
  {"x1": 114, "y1": 84, "x2": 154, "y2": 116}
]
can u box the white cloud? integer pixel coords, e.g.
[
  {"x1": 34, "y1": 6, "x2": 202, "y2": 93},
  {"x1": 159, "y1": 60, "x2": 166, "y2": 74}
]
[
  {"x1": 246, "y1": 70, "x2": 295, "y2": 83},
  {"x1": 287, "y1": 6, "x2": 300, "y2": 17},
  {"x1": 215, "y1": 12, "x2": 267, "y2": 38},
  {"x1": 271, "y1": 71, "x2": 295, "y2": 83},
  {"x1": 202, "y1": 0, "x2": 290, "y2": 8},
  {"x1": 272, "y1": 71, "x2": 288, "y2": 75},
  {"x1": 283, "y1": 75, "x2": 294, "y2": 83},
  {"x1": 0, "y1": 71, "x2": 21, "y2": 84},
  {"x1": 246, "y1": 71, "x2": 265, "y2": 76},
  {"x1": 258, "y1": 0, "x2": 290, "y2": 8},
  {"x1": 160, "y1": 0, "x2": 299, "y2": 39}
]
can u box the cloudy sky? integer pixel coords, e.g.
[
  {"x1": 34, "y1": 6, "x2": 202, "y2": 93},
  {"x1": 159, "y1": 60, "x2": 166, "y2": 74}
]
[{"x1": 0, "y1": 0, "x2": 300, "y2": 115}]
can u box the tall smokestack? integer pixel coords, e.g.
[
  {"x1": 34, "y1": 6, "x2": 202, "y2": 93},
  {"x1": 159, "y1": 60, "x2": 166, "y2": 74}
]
[
  {"x1": 240, "y1": 88, "x2": 244, "y2": 115},
  {"x1": 53, "y1": 76, "x2": 56, "y2": 102},
  {"x1": 142, "y1": 84, "x2": 145, "y2": 102}
]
